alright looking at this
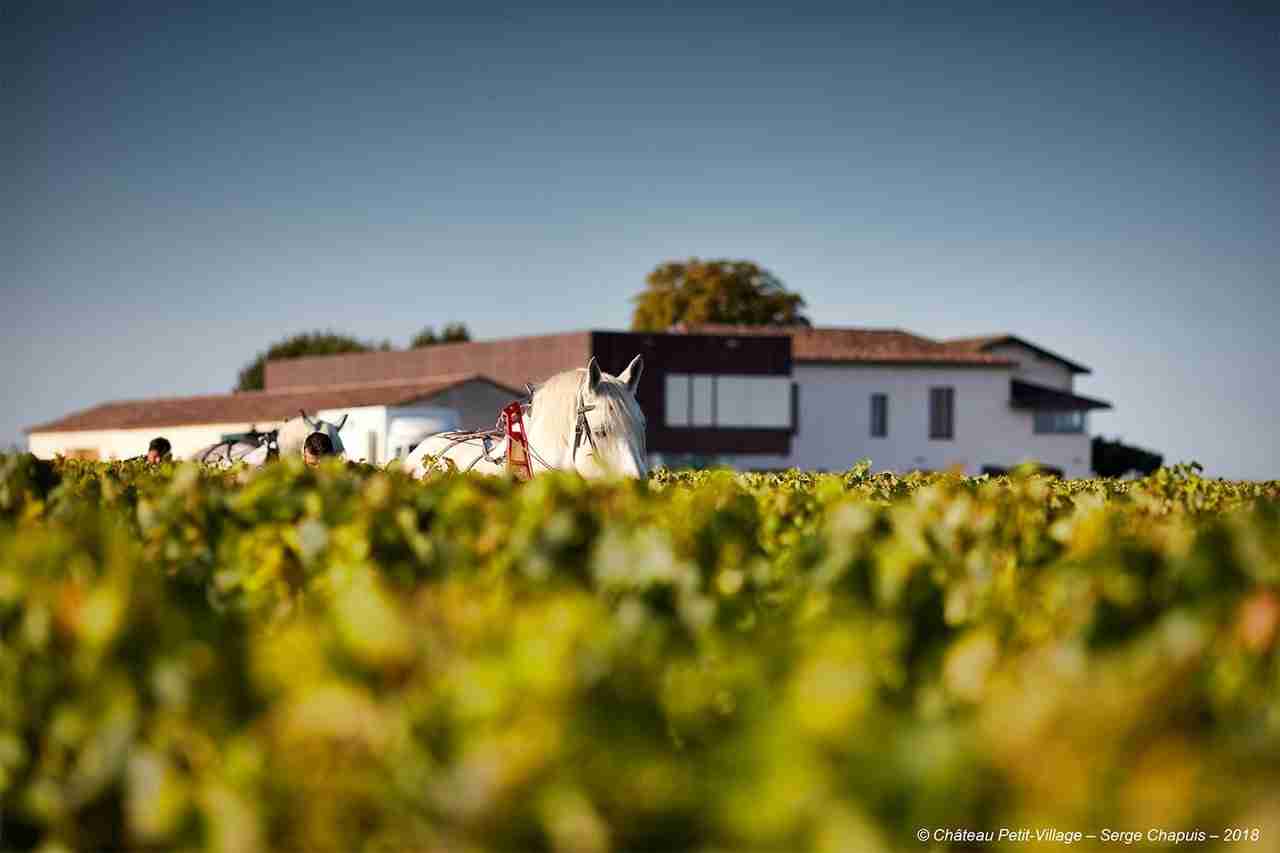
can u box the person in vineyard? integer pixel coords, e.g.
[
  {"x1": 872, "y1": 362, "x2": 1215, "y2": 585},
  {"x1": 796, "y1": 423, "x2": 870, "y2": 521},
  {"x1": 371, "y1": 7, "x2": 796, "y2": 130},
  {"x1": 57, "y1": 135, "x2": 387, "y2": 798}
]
[
  {"x1": 303, "y1": 431, "x2": 336, "y2": 466},
  {"x1": 146, "y1": 437, "x2": 171, "y2": 464}
]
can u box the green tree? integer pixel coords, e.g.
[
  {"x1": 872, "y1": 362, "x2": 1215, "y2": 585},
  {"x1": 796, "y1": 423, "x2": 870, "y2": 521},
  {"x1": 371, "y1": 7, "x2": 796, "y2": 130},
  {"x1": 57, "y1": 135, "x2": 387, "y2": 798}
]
[
  {"x1": 631, "y1": 259, "x2": 810, "y2": 331},
  {"x1": 235, "y1": 331, "x2": 389, "y2": 392},
  {"x1": 410, "y1": 322, "x2": 471, "y2": 349}
]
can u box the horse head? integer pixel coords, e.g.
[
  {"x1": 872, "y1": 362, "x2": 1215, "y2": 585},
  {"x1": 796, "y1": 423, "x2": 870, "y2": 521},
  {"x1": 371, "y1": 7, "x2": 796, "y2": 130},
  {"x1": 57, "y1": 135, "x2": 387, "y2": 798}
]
[{"x1": 527, "y1": 355, "x2": 647, "y2": 479}]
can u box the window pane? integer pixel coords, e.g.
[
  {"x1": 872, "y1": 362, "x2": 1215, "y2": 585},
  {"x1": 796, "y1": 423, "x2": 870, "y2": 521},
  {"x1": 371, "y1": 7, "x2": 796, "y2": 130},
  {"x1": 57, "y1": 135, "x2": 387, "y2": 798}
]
[
  {"x1": 871, "y1": 393, "x2": 887, "y2": 437},
  {"x1": 748, "y1": 377, "x2": 792, "y2": 427},
  {"x1": 715, "y1": 376, "x2": 791, "y2": 427},
  {"x1": 691, "y1": 375, "x2": 714, "y2": 426},
  {"x1": 1034, "y1": 410, "x2": 1084, "y2": 434},
  {"x1": 665, "y1": 374, "x2": 689, "y2": 426},
  {"x1": 716, "y1": 375, "x2": 751, "y2": 426}
]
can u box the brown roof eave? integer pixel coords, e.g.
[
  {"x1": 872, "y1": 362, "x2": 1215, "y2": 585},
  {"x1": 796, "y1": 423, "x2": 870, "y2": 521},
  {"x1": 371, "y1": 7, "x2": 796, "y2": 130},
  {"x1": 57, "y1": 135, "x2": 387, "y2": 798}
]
[
  {"x1": 958, "y1": 335, "x2": 1092, "y2": 374},
  {"x1": 1010, "y1": 379, "x2": 1111, "y2": 411},
  {"x1": 25, "y1": 374, "x2": 523, "y2": 435},
  {"x1": 797, "y1": 357, "x2": 1017, "y2": 368}
]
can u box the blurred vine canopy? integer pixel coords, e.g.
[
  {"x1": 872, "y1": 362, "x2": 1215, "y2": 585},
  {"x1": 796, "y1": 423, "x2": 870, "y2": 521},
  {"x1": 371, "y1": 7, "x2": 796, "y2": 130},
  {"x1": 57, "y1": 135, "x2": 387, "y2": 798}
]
[{"x1": 1, "y1": 453, "x2": 1278, "y2": 852}]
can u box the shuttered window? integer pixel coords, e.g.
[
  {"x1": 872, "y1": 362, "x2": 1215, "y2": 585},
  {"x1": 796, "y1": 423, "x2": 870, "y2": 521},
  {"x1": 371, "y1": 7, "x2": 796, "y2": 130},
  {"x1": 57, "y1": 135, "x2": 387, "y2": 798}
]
[
  {"x1": 870, "y1": 393, "x2": 888, "y2": 437},
  {"x1": 929, "y1": 387, "x2": 955, "y2": 440}
]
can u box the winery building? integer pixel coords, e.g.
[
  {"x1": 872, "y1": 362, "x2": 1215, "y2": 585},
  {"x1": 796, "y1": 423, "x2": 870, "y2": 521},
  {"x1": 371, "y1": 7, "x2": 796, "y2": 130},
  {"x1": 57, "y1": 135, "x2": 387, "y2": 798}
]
[{"x1": 27, "y1": 326, "x2": 1111, "y2": 476}]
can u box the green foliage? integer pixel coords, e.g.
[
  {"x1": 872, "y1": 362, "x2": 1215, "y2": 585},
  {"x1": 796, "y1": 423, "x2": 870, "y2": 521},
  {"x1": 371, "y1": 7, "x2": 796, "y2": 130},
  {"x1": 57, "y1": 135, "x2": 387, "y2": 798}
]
[
  {"x1": 410, "y1": 322, "x2": 472, "y2": 349},
  {"x1": 234, "y1": 331, "x2": 392, "y2": 392},
  {"x1": 2, "y1": 454, "x2": 1278, "y2": 851},
  {"x1": 631, "y1": 259, "x2": 810, "y2": 331}
]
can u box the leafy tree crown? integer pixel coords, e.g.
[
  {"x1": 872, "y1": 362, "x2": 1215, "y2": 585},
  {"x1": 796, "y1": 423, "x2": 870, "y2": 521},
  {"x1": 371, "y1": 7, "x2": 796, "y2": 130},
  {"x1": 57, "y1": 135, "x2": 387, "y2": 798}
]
[
  {"x1": 631, "y1": 259, "x2": 810, "y2": 331},
  {"x1": 235, "y1": 332, "x2": 388, "y2": 392},
  {"x1": 410, "y1": 322, "x2": 471, "y2": 349}
]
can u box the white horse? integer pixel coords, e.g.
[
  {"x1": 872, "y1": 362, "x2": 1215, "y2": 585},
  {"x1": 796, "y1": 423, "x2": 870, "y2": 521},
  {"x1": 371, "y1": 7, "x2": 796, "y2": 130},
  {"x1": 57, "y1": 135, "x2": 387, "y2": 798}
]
[
  {"x1": 189, "y1": 439, "x2": 268, "y2": 468},
  {"x1": 189, "y1": 426, "x2": 281, "y2": 468},
  {"x1": 277, "y1": 411, "x2": 348, "y2": 458},
  {"x1": 404, "y1": 356, "x2": 648, "y2": 479}
]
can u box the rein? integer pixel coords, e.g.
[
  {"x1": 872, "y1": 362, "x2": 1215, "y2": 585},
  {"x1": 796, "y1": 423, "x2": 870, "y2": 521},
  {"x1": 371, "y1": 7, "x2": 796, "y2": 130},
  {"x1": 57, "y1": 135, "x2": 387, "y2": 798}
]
[
  {"x1": 420, "y1": 383, "x2": 599, "y2": 479},
  {"x1": 198, "y1": 429, "x2": 279, "y2": 465}
]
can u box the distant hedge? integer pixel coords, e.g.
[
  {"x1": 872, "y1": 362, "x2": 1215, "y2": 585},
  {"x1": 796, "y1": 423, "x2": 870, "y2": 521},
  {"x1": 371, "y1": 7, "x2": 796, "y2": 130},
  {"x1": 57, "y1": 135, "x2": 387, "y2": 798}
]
[{"x1": 1093, "y1": 435, "x2": 1164, "y2": 477}]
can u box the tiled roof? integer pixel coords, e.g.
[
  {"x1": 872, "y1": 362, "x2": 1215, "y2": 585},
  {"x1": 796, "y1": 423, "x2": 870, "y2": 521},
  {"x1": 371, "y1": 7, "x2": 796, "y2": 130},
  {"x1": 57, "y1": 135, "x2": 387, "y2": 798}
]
[
  {"x1": 265, "y1": 331, "x2": 593, "y2": 391},
  {"x1": 680, "y1": 325, "x2": 1017, "y2": 366},
  {"x1": 27, "y1": 375, "x2": 519, "y2": 434},
  {"x1": 942, "y1": 334, "x2": 1091, "y2": 374}
]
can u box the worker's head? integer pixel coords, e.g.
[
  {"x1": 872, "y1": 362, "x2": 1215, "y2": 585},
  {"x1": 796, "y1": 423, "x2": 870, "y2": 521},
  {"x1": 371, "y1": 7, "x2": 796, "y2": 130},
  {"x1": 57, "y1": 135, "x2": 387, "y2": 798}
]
[
  {"x1": 146, "y1": 437, "x2": 171, "y2": 464},
  {"x1": 303, "y1": 431, "x2": 335, "y2": 466}
]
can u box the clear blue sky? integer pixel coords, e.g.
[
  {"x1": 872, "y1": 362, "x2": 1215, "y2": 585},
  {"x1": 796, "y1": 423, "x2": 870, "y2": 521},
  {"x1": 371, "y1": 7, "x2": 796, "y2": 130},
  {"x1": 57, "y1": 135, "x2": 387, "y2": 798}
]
[{"x1": 4, "y1": 1, "x2": 1277, "y2": 478}]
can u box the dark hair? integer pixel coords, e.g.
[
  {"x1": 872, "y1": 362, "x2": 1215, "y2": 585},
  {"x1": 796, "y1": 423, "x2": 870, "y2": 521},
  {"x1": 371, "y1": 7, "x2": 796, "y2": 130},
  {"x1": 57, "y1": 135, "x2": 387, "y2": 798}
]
[
  {"x1": 148, "y1": 437, "x2": 171, "y2": 456},
  {"x1": 304, "y1": 431, "x2": 335, "y2": 458}
]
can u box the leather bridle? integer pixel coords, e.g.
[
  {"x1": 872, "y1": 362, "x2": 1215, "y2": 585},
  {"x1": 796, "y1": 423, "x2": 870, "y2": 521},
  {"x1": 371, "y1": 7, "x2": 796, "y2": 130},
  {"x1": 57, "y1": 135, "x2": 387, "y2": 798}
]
[{"x1": 421, "y1": 382, "x2": 604, "y2": 477}]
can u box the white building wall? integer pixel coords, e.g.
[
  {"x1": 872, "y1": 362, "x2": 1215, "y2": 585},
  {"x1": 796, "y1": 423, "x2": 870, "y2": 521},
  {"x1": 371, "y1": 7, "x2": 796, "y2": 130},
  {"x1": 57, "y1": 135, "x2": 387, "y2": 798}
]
[
  {"x1": 28, "y1": 422, "x2": 269, "y2": 461},
  {"x1": 720, "y1": 364, "x2": 1092, "y2": 477},
  {"x1": 315, "y1": 405, "x2": 388, "y2": 464},
  {"x1": 985, "y1": 342, "x2": 1075, "y2": 390},
  {"x1": 384, "y1": 406, "x2": 460, "y2": 461},
  {"x1": 25, "y1": 382, "x2": 510, "y2": 466}
]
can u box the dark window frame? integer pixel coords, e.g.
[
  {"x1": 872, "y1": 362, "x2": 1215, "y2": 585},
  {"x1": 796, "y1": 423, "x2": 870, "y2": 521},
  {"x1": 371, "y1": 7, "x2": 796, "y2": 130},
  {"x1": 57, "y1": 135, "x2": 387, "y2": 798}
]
[{"x1": 791, "y1": 382, "x2": 800, "y2": 435}]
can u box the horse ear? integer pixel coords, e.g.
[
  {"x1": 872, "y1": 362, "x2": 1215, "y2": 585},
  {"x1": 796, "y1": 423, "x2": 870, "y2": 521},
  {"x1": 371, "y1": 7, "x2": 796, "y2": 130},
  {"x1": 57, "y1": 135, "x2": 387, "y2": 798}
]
[
  {"x1": 618, "y1": 354, "x2": 644, "y2": 393},
  {"x1": 336, "y1": 414, "x2": 348, "y2": 431},
  {"x1": 587, "y1": 357, "x2": 602, "y2": 391}
]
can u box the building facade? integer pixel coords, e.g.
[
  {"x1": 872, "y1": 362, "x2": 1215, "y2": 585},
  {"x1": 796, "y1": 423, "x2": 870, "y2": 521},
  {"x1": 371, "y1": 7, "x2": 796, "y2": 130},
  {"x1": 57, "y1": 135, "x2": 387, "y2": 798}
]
[
  {"x1": 27, "y1": 376, "x2": 519, "y2": 464},
  {"x1": 27, "y1": 327, "x2": 1111, "y2": 475}
]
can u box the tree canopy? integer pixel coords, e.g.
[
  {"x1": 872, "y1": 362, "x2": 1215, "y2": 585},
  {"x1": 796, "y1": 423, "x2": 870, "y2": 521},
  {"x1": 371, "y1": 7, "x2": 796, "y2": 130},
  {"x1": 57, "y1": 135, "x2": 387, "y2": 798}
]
[
  {"x1": 235, "y1": 332, "x2": 389, "y2": 392},
  {"x1": 410, "y1": 322, "x2": 471, "y2": 349},
  {"x1": 631, "y1": 259, "x2": 810, "y2": 331}
]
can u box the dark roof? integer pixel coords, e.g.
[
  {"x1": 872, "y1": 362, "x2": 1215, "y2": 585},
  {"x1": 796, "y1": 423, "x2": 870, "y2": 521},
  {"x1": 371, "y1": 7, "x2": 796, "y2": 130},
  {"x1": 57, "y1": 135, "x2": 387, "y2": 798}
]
[
  {"x1": 944, "y1": 334, "x2": 1092, "y2": 374},
  {"x1": 27, "y1": 375, "x2": 520, "y2": 434},
  {"x1": 265, "y1": 331, "x2": 593, "y2": 391},
  {"x1": 680, "y1": 324, "x2": 1017, "y2": 367},
  {"x1": 1010, "y1": 379, "x2": 1112, "y2": 411}
]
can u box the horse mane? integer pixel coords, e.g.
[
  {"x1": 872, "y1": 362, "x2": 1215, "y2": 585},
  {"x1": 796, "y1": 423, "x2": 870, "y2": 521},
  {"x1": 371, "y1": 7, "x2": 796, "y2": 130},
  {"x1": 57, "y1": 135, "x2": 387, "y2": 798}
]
[{"x1": 531, "y1": 367, "x2": 645, "y2": 452}]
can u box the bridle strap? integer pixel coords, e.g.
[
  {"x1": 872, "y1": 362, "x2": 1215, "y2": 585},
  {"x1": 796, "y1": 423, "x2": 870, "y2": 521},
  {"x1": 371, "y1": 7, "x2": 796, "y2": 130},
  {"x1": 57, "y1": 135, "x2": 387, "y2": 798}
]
[
  {"x1": 422, "y1": 383, "x2": 603, "y2": 478},
  {"x1": 572, "y1": 394, "x2": 599, "y2": 461}
]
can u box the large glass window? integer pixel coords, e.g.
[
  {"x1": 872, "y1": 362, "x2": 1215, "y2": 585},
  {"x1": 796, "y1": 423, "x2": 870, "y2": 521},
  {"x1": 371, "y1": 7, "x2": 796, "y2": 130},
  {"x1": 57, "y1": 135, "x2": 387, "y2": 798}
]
[
  {"x1": 691, "y1": 375, "x2": 714, "y2": 426},
  {"x1": 665, "y1": 374, "x2": 689, "y2": 425},
  {"x1": 1033, "y1": 410, "x2": 1085, "y2": 434},
  {"x1": 665, "y1": 374, "x2": 792, "y2": 428},
  {"x1": 870, "y1": 393, "x2": 888, "y2": 437},
  {"x1": 929, "y1": 387, "x2": 955, "y2": 440}
]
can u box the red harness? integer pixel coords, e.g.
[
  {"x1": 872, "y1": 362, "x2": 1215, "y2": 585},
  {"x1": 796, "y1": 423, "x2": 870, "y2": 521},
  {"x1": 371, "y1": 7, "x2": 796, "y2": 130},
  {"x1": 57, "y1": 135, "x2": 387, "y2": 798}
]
[{"x1": 501, "y1": 401, "x2": 535, "y2": 481}]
